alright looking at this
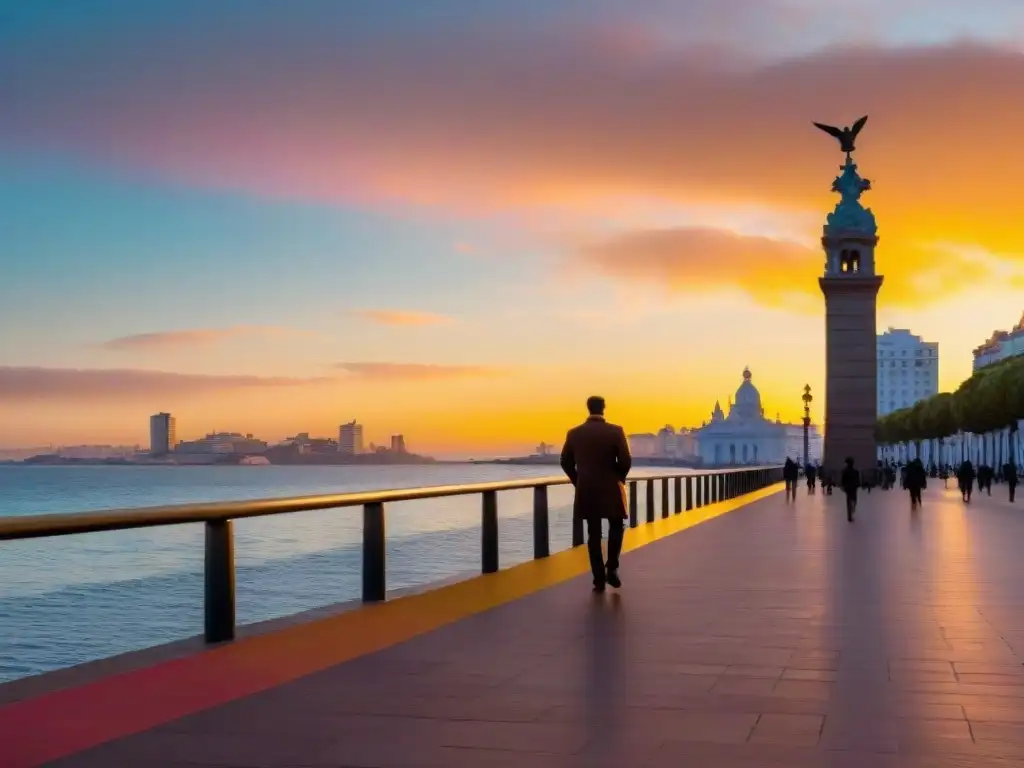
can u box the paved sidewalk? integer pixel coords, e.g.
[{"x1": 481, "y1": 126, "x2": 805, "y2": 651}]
[{"x1": 48, "y1": 483, "x2": 1024, "y2": 766}]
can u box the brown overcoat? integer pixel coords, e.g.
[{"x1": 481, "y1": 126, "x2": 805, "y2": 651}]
[{"x1": 560, "y1": 416, "x2": 632, "y2": 520}]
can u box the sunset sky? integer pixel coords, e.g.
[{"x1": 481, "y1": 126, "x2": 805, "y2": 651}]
[{"x1": 3, "y1": 0, "x2": 1024, "y2": 456}]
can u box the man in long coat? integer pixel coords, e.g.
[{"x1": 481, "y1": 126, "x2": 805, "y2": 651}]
[{"x1": 560, "y1": 396, "x2": 632, "y2": 592}]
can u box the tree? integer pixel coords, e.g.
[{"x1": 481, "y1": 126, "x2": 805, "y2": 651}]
[{"x1": 876, "y1": 355, "x2": 1024, "y2": 465}]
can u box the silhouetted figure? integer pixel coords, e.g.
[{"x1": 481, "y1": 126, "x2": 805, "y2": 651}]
[
  {"x1": 957, "y1": 460, "x2": 975, "y2": 503},
  {"x1": 978, "y1": 464, "x2": 994, "y2": 496},
  {"x1": 783, "y1": 458, "x2": 799, "y2": 501},
  {"x1": 560, "y1": 396, "x2": 631, "y2": 593},
  {"x1": 1005, "y1": 461, "x2": 1018, "y2": 503},
  {"x1": 905, "y1": 458, "x2": 926, "y2": 509},
  {"x1": 805, "y1": 463, "x2": 817, "y2": 493},
  {"x1": 840, "y1": 457, "x2": 860, "y2": 522}
]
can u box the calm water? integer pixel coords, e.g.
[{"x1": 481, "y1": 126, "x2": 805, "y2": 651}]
[{"x1": 0, "y1": 463, "x2": 679, "y2": 682}]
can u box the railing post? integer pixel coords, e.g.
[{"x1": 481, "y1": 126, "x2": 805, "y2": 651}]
[
  {"x1": 362, "y1": 502, "x2": 386, "y2": 602},
  {"x1": 661, "y1": 478, "x2": 670, "y2": 518},
  {"x1": 533, "y1": 485, "x2": 549, "y2": 559},
  {"x1": 713, "y1": 475, "x2": 720, "y2": 503},
  {"x1": 674, "y1": 477, "x2": 682, "y2": 514},
  {"x1": 482, "y1": 490, "x2": 499, "y2": 573},
  {"x1": 685, "y1": 476, "x2": 693, "y2": 510},
  {"x1": 629, "y1": 480, "x2": 638, "y2": 528},
  {"x1": 701, "y1": 475, "x2": 708, "y2": 507},
  {"x1": 204, "y1": 519, "x2": 236, "y2": 643},
  {"x1": 646, "y1": 479, "x2": 655, "y2": 523}
]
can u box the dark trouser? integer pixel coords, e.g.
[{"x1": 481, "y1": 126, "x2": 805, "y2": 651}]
[
  {"x1": 1010, "y1": 483, "x2": 1017, "y2": 502},
  {"x1": 785, "y1": 479, "x2": 797, "y2": 498},
  {"x1": 845, "y1": 491, "x2": 857, "y2": 520},
  {"x1": 910, "y1": 488, "x2": 922, "y2": 506},
  {"x1": 586, "y1": 517, "x2": 624, "y2": 586}
]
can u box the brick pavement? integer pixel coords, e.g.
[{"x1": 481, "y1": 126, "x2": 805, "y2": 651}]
[{"x1": 37, "y1": 483, "x2": 1024, "y2": 766}]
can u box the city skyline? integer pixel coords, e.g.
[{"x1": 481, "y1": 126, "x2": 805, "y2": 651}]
[{"x1": 4, "y1": 2, "x2": 1024, "y2": 454}]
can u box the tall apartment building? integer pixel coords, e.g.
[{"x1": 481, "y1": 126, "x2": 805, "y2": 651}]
[
  {"x1": 149, "y1": 412, "x2": 176, "y2": 455},
  {"x1": 339, "y1": 420, "x2": 364, "y2": 455},
  {"x1": 877, "y1": 328, "x2": 938, "y2": 416},
  {"x1": 390, "y1": 434, "x2": 406, "y2": 454}
]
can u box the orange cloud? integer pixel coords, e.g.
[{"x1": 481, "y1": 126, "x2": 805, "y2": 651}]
[
  {"x1": 335, "y1": 362, "x2": 501, "y2": 380},
  {"x1": 573, "y1": 227, "x2": 1009, "y2": 310},
  {"x1": 351, "y1": 310, "x2": 453, "y2": 327},
  {"x1": 100, "y1": 326, "x2": 307, "y2": 351},
  {"x1": 0, "y1": 367, "x2": 328, "y2": 402}
]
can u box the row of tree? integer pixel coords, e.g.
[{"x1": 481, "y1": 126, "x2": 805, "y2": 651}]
[{"x1": 876, "y1": 354, "x2": 1024, "y2": 463}]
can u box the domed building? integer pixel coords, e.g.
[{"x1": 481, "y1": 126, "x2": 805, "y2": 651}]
[{"x1": 693, "y1": 368, "x2": 821, "y2": 466}]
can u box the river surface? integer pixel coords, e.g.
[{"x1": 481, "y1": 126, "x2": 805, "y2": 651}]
[{"x1": 0, "y1": 463, "x2": 681, "y2": 682}]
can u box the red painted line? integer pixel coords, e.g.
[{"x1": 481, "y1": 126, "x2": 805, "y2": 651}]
[{"x1": 0, "y1": 647, "x2": 299, "y2": 767}]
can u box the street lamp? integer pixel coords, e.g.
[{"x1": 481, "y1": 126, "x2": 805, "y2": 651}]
[{"x1": 802, "y1": 384, "x2": 813, "y2": 467}]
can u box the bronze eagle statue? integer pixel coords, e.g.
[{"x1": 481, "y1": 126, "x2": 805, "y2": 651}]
[{"x1": 813, "y1": 115, "x2": 868, "y2": 153}]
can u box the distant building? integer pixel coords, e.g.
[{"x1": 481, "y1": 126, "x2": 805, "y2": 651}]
[
  {"x1": 281, "y1": 433, "x2": 337, "y2": 454},
  {"x1": 176, "y1": 432, "x2": 267, "y2": 455},
  {"x1": 973, "y1": 312, "x2": 1024, "y2": 372},
  {"x1": 58, "y1": 445, "x2": 140, "y2": 460},
  {"x1": 339, "y1": 421, "x2": 364, "y2": 455},
  {"x1": 656, "y1": 426, "x2": 677, "y2": 457},
  {"x1": 534, "y1": 442, "x2": 553, "y2": 457},
  {"x1": 674, "y1": 429, "x2": 698, "y2": 459},
  {"x1": 693, "y1": 368, "x2": 821, "y2": 465},
  {"x1": 390, "y1": 434, "x2": 407, "y2": 454},
  {"x1": 877, "y1": 328, "x2": 939, "y2": 416},
  {"x1": 627, "y1": 433, "x2": 658, "y2": 458},
  {"x1": 149, "y1": 413, "x2": 176, "y2": 455}
]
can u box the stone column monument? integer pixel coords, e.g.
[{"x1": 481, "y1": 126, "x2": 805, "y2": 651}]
[{"x1": 814, "y1": 116, "x2": 883, "y2": 483}]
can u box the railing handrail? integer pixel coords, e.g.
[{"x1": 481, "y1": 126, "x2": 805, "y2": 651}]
[
  {"x1": 0, "y1": 466, "x2": 782, "y2": 542},
  {"x1": 1, "y1": 466, "x2": 785, "y2": 648}
]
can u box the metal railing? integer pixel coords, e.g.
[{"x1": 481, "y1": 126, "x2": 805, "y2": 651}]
[{"x1": 0, "y1": 466, "x2": 783, "y2": 645}]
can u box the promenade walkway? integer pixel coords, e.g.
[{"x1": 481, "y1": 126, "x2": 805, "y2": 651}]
[{"x1": 6, "y1": 481, "x2": 1024, "y2": 767}]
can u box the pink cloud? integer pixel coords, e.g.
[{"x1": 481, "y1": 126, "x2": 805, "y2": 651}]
[
  {"x1": 0, "y1": 367, "x2": 328, "y2": 402},
  {"x1": 98, "y1": 326, "x2": 307, "y2": 351}
]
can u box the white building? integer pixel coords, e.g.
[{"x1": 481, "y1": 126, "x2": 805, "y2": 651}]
[
  {"x1": 149, "y1": 412, "x2": 176, "y2": 455},
  {"x1": 877, "y1": 328, "x2": 938, "y2": 416},
  {"x1": 339, "y1": 420, "x2": 364, "y2": 455},
  {"x1": 973, "y1": 312, "x2": 1024, "y2": 371},
  {"x1": 693, "y1": 368, "x2": 822, "y2": 466}
]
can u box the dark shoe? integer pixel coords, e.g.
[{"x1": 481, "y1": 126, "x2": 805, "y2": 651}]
[
  {"x1": 592, "y1": 582, "x2": 605, "y2": 593},
  {"x1": 606, "y1": 569, "x2": 622, "y2": 589}
]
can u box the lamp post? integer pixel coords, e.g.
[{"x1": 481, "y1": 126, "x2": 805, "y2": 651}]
[{"x1": 802, "y1": 384, "x2": 813, "y2": 468}]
